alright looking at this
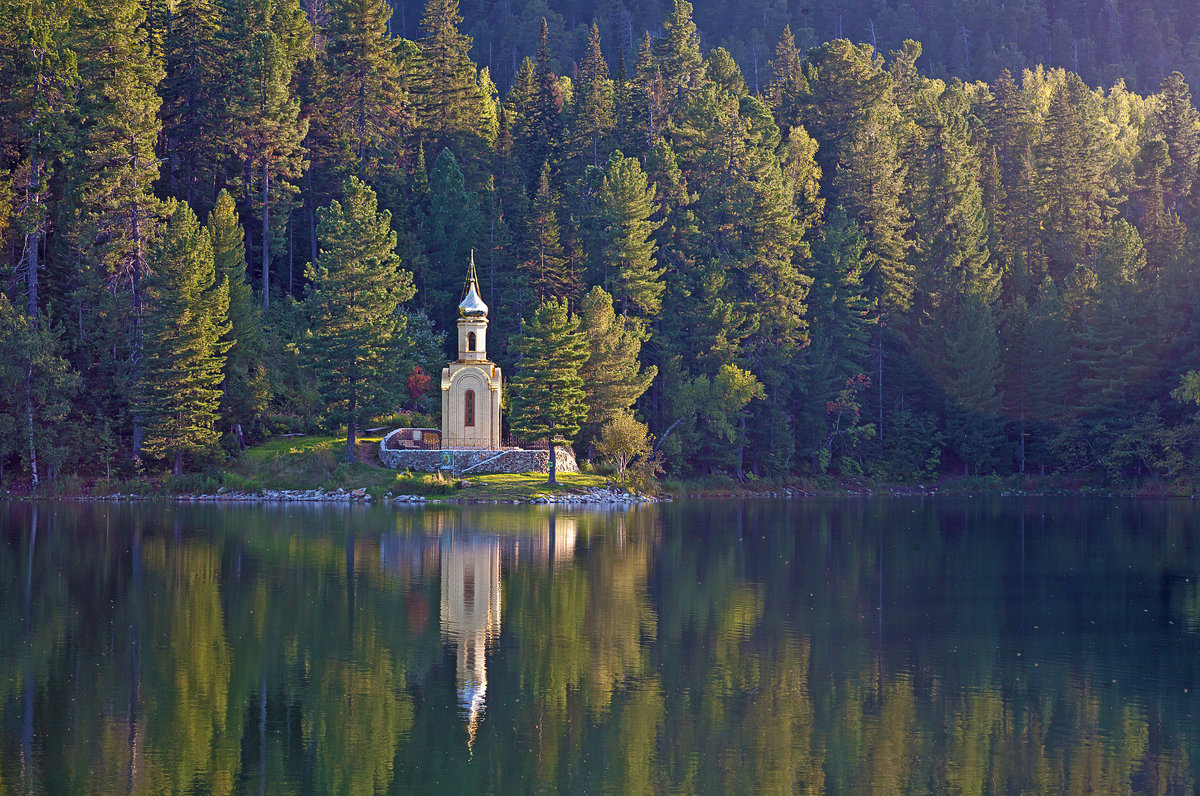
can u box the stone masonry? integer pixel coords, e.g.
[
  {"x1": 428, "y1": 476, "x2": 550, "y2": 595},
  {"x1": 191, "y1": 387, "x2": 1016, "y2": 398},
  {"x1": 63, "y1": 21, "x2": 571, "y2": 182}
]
[{"x1": 379, "y1": 431, "x2": 578, "y2": 475}]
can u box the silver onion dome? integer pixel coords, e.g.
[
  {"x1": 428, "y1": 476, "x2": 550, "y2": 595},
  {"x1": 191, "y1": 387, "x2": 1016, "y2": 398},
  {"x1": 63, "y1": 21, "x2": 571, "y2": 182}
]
[
  {"x1": 458, "y1": 252, "x2": 488, "y2": 318},
  {"x1": 458, "y1": 280, "x2": 488, "y2": 318}
]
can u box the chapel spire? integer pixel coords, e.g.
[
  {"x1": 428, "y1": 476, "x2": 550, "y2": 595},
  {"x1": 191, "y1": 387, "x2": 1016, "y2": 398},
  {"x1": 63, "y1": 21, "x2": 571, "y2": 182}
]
[{"x1": 458, "y1": 251, "x2": 488, "y2": 318}]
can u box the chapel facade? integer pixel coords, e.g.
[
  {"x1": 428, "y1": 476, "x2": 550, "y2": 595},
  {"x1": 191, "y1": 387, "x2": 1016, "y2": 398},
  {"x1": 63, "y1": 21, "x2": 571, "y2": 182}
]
[{"x1": 441, "y1": 255, "x2": 503, "y2": 448}]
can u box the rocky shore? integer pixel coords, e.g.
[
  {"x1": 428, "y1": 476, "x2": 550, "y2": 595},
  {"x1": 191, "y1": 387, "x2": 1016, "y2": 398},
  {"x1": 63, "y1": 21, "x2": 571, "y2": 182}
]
[{"x1": 78, "y1": 486, "x2": 659, "y2": 505}]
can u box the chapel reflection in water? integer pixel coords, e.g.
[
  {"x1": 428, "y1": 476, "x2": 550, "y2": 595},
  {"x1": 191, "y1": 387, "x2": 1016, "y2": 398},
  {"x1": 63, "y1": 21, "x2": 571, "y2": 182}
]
[{"x1": 381, "y1": 511, "x2": 579, "y2": 747}]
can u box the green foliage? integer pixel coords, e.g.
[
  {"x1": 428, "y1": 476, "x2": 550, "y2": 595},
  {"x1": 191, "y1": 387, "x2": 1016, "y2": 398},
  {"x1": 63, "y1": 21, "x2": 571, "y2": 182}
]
[
  {"x1": 594, "y1": 151, "x2": 664, "y2": 317},
  {"x1": 138, "y1": 200, "x2": 231, "y2": 475},
  {"x1": 0, "y1": 295, "x2": 79, "y2": 485},
  {"x1": 509, "y1": 297, "x2": 590, "y2": 483},
  {"x1": 207, "y1": 190, "x2": 271, "y2": 441},
  {"x1": 304, "y1": 177, "x2": 415, "y2": 461},
  {"x1": 578, "y1": 286, "x2": 656, "y2": 448},
  {"x1": 10, "y1": 0, "x2": 1200, "y2": 488}
]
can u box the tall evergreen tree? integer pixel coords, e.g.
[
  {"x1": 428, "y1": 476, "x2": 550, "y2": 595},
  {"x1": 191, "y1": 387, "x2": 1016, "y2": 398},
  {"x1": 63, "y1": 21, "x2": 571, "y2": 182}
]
[
  {"x1": 519, "y1": 163, "x2": 580, "y2": 303},
  {"x1": 64, "y1": 0, "x2": 165, "y2": 455},
  {"x1": 594, "y1": 151, "x2": 663, "y2": 318},
  {"x1": 413, "y1": 0, "x2": 495, "y2": 165},
  {"x1": 508, "y1": 296, "x2": 590, "y2": 485},
  {"x1": 0, "y1": 295, "x2": 79, "y2": 486},
  {"x1": 569, "y1": 23, "x2": 613, "y2": 170},
  {"x1": 313, "y1": 0, "x2": 411, "y2": 182},
  {"x1": 578, "y1": 286, "x2": 656, "y2": 450},
  {"x1": 137, "y1": 200, "x2": 231, "y2": 475},
  {"x1": 230, "y1": 28, "x2": 309, "y2": 309},
  {"x1": 1151, "y1": 71, "x2": 1200, "y2": 213},
  {"x1": 161, "y1": 0, "x2": 224, "y2": 208},
  {"x1": 206, "y1": 190, "x2": 270, "y2": 441},
  {"x1": 305, "y1": 177, "x2": 415, "y2": 462},
  {"x1": 6, "y1": 0, "x2": 77, "y2": 319},
  {"x1": 942, "y1": 292, "x2": 1004, "y2": 475},
  {"x1": 417, "y1": 147, "x2": 483, "y2": 335},
  {"x1": 652, "y1": 0, "x2": 703, "y2": 109}
]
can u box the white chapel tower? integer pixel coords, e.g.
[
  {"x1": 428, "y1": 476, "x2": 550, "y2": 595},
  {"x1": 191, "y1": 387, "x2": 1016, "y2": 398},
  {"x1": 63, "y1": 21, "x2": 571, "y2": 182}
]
[{"x1": 441, "y1": 254, "x2": 503, "y2": 448}]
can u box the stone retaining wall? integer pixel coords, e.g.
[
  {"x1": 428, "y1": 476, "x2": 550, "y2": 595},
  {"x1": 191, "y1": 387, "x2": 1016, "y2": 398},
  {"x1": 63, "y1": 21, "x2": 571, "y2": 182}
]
[{"x1": 379, "y1": 433, "x2": 577, "y2": 475}]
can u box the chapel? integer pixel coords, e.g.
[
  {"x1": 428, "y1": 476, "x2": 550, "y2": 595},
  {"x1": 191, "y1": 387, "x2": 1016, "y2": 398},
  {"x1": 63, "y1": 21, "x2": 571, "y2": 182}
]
[{"x1": 441, "y1": 255, "x2": 503, "y2": 448}]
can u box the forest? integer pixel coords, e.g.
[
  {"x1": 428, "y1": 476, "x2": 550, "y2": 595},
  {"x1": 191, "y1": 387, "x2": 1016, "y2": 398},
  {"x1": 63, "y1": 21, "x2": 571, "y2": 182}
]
[{"x1": 3, "y1": 0, "x2": 1200, "y2": 485}]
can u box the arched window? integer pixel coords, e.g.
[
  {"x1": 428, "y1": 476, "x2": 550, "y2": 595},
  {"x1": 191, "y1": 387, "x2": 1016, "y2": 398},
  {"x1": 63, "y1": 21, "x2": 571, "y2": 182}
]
[
  {"x1": 467, "y1": 331, "x2": 477, "y2": 352},
  {"x1": 464, "y1": 389, "x2": 476, "y2": 427}
]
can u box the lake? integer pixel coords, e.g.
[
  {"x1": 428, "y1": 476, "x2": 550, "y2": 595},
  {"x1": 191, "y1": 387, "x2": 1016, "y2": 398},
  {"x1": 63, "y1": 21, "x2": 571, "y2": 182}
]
[{"x1": 1, "y1": 498, "x2": 1198, "y2": 793}]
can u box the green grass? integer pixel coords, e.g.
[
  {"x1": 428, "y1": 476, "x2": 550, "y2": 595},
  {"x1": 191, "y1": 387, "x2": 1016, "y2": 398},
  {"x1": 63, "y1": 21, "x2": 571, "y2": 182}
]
[
  {"x1": 460, "y1": 471, "x2": 611, "y2": 501},
  {"x1": 223, "y1": 434, "x2": 405, "y2": 496},
  {"x1": 221, "y1": 436, "x2": 612, "y2": 501}
]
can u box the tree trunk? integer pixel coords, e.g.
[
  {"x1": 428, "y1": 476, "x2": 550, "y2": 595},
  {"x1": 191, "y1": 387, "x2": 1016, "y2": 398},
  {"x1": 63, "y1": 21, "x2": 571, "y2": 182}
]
[
  {"x1": 27, "y1": 155, "x2": 40, "y2": 318},
  {"x1": 25, "y1": 369, "x2": 38, "y2": 489},
  {"x1": 346, "y1": 424, "x2": 357, "y2": 463},
  {"x1": 261, "y1": 159, "x2": 270, "y2": 309},
  {"x1": 174, "y1": 450, "x2": 183, "y2": 477},
  {"x1": 547, "y1": 436, "x2": 558, "y2": 485}
]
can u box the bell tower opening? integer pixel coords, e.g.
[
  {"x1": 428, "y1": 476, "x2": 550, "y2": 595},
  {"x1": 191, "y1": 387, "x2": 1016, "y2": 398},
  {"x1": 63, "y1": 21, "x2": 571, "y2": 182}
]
[{"x1": 468, "y1": 331, "x2": 477, "y2": 352}]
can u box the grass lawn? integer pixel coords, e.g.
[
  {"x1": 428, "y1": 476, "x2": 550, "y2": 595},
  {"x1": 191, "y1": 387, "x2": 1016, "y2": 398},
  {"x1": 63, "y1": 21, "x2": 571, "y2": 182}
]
[
  {"x1": 222, "y1": 435, "x2": 615, "y2": 501},
  {"x1": 461, "y1": 471, "x2": 611, "y2": 501}
]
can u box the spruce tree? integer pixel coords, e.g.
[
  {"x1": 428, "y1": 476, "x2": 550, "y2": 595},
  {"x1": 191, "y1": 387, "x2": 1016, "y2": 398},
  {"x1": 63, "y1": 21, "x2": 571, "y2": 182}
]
[
  {"x1": 207, "y1": 190, "x2": 270, "y2": 441},
  {"x1": 304, "y1": 177, "x2": 415, "y2": 462},
  {"x1": 519, "y1": 164, "x2": 581, "y2": 303},
  {"x1": 578, "y1": 286, "x2": 656, "y2": 450},
  {"x1": 570, "y1": 23, "x2": 613, "y2": 170},
  {"x1": 508, "y1": 296, "x2": 589, "y2": 485},
  {"x1": 162, "y1": 0, "x2": 224, "y2": 208},
  {"x1": 417, "y1": 148, "x2": 483, "y2": 334},
  {"x1": 230, "y1": 28, "x2": 309, "y2": 309},
  {"x1": 138, "y1": 200, "x2": 231, "y2": 475},
  {"x1": 314, "y1": 0, "x2": 409, "y2": 181},
  {"x1": 594, "y1": 151, "x2": 664, "y2": 318}
]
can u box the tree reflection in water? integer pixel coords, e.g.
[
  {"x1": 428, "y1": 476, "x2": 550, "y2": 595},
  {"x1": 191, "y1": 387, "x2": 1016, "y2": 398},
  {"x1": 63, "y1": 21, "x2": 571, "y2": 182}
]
[{"x1": 0, "y1": 498, "x2": 1198, "y2": 793}]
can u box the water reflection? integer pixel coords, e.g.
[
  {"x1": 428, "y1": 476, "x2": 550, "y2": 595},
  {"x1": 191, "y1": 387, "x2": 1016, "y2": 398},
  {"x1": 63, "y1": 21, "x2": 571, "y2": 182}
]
[{"x1": 1, "y1": 499, "x2": 1199, "y2": 793}]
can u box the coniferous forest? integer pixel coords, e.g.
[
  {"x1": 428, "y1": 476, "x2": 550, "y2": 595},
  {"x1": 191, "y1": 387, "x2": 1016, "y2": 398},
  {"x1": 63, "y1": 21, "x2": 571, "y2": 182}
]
[{"x1": 5, "y1": 0, "x2": 1200, "y2": 485}]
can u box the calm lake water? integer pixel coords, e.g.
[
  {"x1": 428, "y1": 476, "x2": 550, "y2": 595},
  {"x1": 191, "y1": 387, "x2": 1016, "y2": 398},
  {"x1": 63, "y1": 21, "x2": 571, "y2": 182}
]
[{"x1": 1, "y1": 498, "x2": 1199, "y2": 794}]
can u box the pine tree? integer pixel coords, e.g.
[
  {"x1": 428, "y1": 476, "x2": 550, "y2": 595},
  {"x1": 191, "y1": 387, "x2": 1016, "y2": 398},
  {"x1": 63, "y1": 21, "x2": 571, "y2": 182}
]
[
  {"x1": 520, "y1": 164, "x2": 580, "y2": 303},
  {"x1": 230, "y1": 28, "x2": 309, "y2": 309},
  {"x1": 138, "y1": 200, "x2": 231, "y2": 475},
  {"x1": 1037, "y1": 73, "x2": 1115, "y2": 282},
  {"x1": 162, "y1": 0, "x2": 224, "y2": 208},
  {"x1": 594, "y1": 151, "x2": 663, "y2": 318},
  {"x1": 7, "y1": 0, "x2": 77, "y2": 319},
  {"x1": 64, "y1": 0, "x2": 165, "y2": 456},
  {"x1": 569, "y1": 23, "x2": 613, "y2": 170},
  {"x1": 314, "y1": 0, "x2": 410, "y2": 181},
  {"x1": 0, "y1": 295, "x2": 79, "y2": 487},
  {"x1": 413, "y1": 0, "x2": 494, "y2": 163},
  {"x1": 652, "y1": 0, "x2": 703, "y2": 108},
  {"x1": 417, "y1": 148, "x2": 483, "y2": 334},
  {"x1": 764, "y1": 25, "x2": 807, "y2": 137},
  {"x1": 1151, "y1": 71, "x2": 1200, "y2": 212},
  {"x1": 508, "y1": 296, "x2": 590, "y2": 485},
  {"x1": 910, "y1": 83, "x2": 997, "y2": 373},
  {"x1": 305, "y1": 177, "x2": 415, "y2": 462},
  {"x1": 206, "y1": 190, "x2": 270, "y2": 441},
  {"x1": 578, "y1": 286, "x2": 656, "y2": 450}
]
